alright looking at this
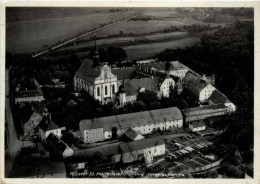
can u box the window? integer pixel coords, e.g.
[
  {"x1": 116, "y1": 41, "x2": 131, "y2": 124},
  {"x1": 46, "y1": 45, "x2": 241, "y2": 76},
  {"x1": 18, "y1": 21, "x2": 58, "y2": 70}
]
[
  {"x1": 97, "y1": 86, "x2": 100, "y2": 96},
  {"x1": 105, "y1": 86, "x2": 108, "y2": 95},
  {"x1": 112, "y1": 85, "x2": 115, "y2": 94}
]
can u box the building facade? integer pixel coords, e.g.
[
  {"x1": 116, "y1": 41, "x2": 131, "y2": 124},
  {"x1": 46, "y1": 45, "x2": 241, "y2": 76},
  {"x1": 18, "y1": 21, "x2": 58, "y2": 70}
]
[
  {"x1": 79, "y1": 107, "x2": 183, "y2": 143},
  {"x1": 183, "y1": 104, "x2": 228, "y2": 123}
]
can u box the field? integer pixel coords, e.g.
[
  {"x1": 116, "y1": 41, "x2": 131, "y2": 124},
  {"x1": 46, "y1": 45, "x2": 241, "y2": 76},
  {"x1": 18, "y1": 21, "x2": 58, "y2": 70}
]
[
  {"x1": 6, "y1": 9, "x2": 139, "y2": 53},
  {"x1": 6, "y1": 8, "x2": 226, "y2": 58},
  {"x1": 124, "y1": 37, "x2": 200, "y2": 60}
]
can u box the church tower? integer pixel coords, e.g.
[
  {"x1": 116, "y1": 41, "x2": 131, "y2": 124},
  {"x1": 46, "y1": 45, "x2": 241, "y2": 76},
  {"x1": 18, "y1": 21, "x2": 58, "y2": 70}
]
[{"x1": 93, "y1": 37, "x2": 100, "y2": 67}]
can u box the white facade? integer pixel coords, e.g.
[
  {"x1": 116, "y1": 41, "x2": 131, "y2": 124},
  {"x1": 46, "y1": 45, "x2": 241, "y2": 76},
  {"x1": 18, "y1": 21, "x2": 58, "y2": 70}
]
[
  {"x1": 199, "y1": 84, "x2": 216, "y2": 102},
  {"x1": 74, "y1": 64, "x2": 117, "y2": 104},
  {"x1": 46, "y1": 129, "x2": 62, "y2": 138},
  {"x1": 83, "y1": 128, "x2": 104, "y2": 143},
  {"x1": 169, "y1": 68, "x2": 188, "y2": 79},
  {"x1": 189, "y1": 124, "x2": 206, "y2": 132},
  {"x1": 159, "y1": 77, "x2": 175, "y2": 98},
  {"x1": 15, "y1": 96, "x2": 44, "y2": 104},
  {"x1": 225, "y1": 102, "x2": 236, "y2": 112},
  {"x1": 99, "y1": 119, "x2": 183, "y2": 142}
]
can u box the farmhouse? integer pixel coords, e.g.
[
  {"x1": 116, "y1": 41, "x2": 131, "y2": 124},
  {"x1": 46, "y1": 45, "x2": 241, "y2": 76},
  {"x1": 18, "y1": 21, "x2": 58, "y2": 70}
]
[
  {"x1": 72, "y1": 136, "x2": 165, "y2": 165},
  {"x1": 46, "y1": 133, "x2": 74, "y2": 159},
  {"x1": 189, "y1": 120, "x2": 206, "y2": 132},
  {"x1": 119, "y1": 136, "x2": 165, "y2": 163},
  {"x1": 38, "y1": 116, "x2": 61, "y2": 141},
  {"x1": 15, "y1": 89, "x2": 44, "y2": 104},
  {"x1": 183, "y1": 104, "x2": 228, "y2": 123},
  {"x1": 79, "y1": 107, "x2": 183, "y2": 143},
  {"x1": 182, "y1": 72, "x2": 216, "y2": 102}
]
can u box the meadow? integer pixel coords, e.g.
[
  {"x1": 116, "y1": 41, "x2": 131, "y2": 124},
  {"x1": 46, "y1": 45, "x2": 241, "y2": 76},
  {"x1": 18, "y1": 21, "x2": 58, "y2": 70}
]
[{"x1": 6, "y1": 10, "x2": 138, "y2": 54}]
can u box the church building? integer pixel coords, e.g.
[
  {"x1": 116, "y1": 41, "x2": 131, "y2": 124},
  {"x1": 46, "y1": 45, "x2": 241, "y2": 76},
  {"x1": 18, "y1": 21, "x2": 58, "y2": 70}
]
[{"x1": 74, "y1": 45, "x2": 118, "y2": 104}]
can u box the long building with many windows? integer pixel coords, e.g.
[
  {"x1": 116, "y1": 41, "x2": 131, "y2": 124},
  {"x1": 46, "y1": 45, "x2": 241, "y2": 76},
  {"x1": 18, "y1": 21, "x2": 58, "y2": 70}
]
[{"x1": 79, "y1": 107, "x2": 183, "y2": 143}]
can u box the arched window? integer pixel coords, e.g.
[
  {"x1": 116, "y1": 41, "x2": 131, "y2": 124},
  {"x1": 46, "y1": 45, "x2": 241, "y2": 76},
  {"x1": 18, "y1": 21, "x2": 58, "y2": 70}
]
[
  {"x1": 112, "y1": 85, "x2": 115, "y2": 94},
  {"x1": 97, "y1": 87, "x2": 100, "y2": 96},
  {"x1": 105, "y1": 86, "x2": 108, "y2": 95}
]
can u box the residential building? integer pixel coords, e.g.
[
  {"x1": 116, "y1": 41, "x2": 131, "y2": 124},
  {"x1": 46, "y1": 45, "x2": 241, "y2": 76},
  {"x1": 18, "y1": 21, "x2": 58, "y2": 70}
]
[
  {"x1": 182, "y1": 72, "x2": 216, "y2": 102},
  {"x1": 119, "y1": 136, "x2": 165, "y2": 163},
  {"x1": 23, "y1": 112, "x2": 43, "y2": 137},
  {"x1": 183, "y1": 104, "x2": 228, "y2": 123},
  {"x1": 79, "y1": 107, "x2": 183, "y2": 143},
  {"x1": 138, "y1": 61, "x2": 189, "y2": 79},
  {"x1": 46, "y1": 133, "x2": 74, "y2": 159},
  {"x1": 189, "y1": 120, "x2": 206, "y2": 132},
  {"x1": 38, "y1": 116, "x2": 61, "y2": 141},
  {"x1": 15, "y1": 89, "x2": 44, "y2": 104},
  {"x1": 208, "y1": 90, "x2": 236, "y2": 112}
]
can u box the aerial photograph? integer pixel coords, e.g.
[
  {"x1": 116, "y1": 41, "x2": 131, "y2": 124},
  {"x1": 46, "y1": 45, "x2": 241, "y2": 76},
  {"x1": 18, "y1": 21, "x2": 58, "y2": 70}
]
[{"x1": 4, "y1": 7, "x2": 254, "y2": 178}]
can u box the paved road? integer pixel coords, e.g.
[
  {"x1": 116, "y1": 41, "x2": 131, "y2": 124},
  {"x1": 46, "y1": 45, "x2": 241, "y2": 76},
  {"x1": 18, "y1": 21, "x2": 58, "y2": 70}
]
[{"x1": 5, "y1": 69, "x2": 22, "y2": 177}]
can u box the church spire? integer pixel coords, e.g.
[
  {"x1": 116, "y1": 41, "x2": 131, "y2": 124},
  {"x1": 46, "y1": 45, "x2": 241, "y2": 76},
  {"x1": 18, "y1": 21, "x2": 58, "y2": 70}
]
[{"x1": 93, "y1": 36, "x2": 100, "y2": 67}]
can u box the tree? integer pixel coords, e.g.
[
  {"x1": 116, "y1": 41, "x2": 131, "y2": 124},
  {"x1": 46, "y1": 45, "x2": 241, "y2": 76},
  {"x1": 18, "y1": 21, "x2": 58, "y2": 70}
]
[
  {"x1": 180, "y1": 87, "x2": 199, "y2": 107},
  {"x1": 226, "y1": 165, "x2": 243, "y2": 178},
  {"x1": 106, "y1": 47, "x2": 127, "y2": 65},
  {"x1": 137, "y1": 90, "x2": 159, "y2": 107}
]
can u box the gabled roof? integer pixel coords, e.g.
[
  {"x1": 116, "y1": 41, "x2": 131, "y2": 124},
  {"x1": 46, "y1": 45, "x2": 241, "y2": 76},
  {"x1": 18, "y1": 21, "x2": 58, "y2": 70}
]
[
  {"x1": 141, "y1": 61, "x2": 188, "y2": 72},
  {"x1": 75, "y1": 58, "x2": 102, "y2": 82},
  {"x1": 46, "y1": 133, "x2": 67, "y2": 153},
  {"x1": 25, "y1": 112, "x2": 43, "y2": 127},
  {"x1": 118, "y1": 136, "x2": 164, "y2": 153},
  {"x1": 191, "y1": 120, "x2": 205, "y2": 128},
  {"x1": 38, "y1": 116, "x2": 59, "y2": 132},
  {"x1": 123, "y1": 128, "x2": 144, "y2": 141},
  {"x1": 73, "y1": 142, "x2": 121, "y2": 158},
  {"x1": 209, "y1": 90, "x2": 229, "y2": 104},
  {"x1": 182, "y1": 71, "x2": 210, "y2": 94},
  {"x1": 80, "y1": 107, "x2": 183, "y2": 132},
  {"x1": 183, "y1": 104, "x2": 227, "y2": 117},
  {"x1": 123, "y1": 77, "x2": 160, "y2": 96},
  {"x1": 111, "y1": 67, "x2": 136, "y2": 80}
]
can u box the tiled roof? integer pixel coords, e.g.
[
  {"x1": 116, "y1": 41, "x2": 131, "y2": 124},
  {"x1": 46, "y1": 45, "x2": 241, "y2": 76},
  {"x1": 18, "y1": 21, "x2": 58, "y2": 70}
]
[
  {"x1": 25, "y1": 112, "x2": 43, "y2": 127},
  {"x1": 183, "y1": 104, "x2": 227, "y2": 117},
  {"x1": 191, "y1": 120, "x2": 205, "y2": 128},
  {"x1": 182, "y1": 71, "x2": 209, "y2": 94},
  {"x1": 140, "y1": 61, "x2": 188, "y2": 72},
  {"x1": 80, "y1": 107, "x2": 183, "y2": 132},
  {"x1": 123, "y1": 128, "x2": 140, "y2": 141},
  {"x1": 75, "y1": 58, "x2": 102, "y2": 82},
  {"x1": 38, "y1": 116, "x2": 59, "y2": 132},
  {"x1": 119, "y1": 136, "x2": 164, "y2": 153},
  {"x1": 209, "y1": 90, "x2": 228, "y2": 104},
  {"x1": 46, "y1": 133, "x2": 67, "y2": 153},
  {"x1": 73, "y1": 142, "x2": 121, "y2": 158},
  {"x1": 123, "y1": 77, "x2": 160, "y2": 96},
  {"x1": 16, "y1": 89, "x2": 43, "y2": 98},
  {"x1": 111, "y1": 67, "x2": 137, "y2": 80}
]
